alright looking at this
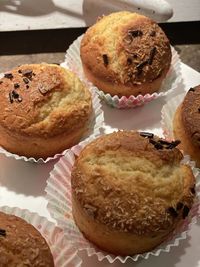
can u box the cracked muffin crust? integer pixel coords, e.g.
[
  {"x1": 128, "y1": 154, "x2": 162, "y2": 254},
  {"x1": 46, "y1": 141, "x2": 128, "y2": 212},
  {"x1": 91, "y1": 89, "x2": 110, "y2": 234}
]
[
  {"x1": 71, "y1": 131, "x2": 195, "y2": 255},
  {"x1": 0, "y1": 211, "x2": 54, "y2": 267},
  {"x1": 0, "y1": 63, "x2": 92, "y2": 159},
  {"x1": 173, "y1": 85, "x2": 200, "y2": 167},
  {"x1": 80, "y1": 11, "x2": 171, "y2": 97}
]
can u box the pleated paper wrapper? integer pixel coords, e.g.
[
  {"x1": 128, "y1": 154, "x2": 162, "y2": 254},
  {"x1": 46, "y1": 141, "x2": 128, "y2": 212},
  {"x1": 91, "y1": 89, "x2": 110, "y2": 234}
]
[
  {"x1": 0, "y1": 206, "x2": 82, "y2": 267},
  {"x1": 0, "y1": 83, "x2": 104, "y2": 163},
  {"x1": 161, "y1": 93, "x2": 184, "y2": 140},
  {"x1": 62, "y1": 35, "x2": 182, "y2": 109},
  {"x1": 45, "y1": 139, "x2": 200, "y2": 263}
]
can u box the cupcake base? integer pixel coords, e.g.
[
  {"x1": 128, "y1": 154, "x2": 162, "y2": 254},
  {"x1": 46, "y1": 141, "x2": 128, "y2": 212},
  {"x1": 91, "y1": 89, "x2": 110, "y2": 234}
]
[
  {"x1": 62, "y1": 35, "x2": 181, "y2": 109},
  {"x1": 45, "y1": 140, "x2": 200, "y2": 263}
]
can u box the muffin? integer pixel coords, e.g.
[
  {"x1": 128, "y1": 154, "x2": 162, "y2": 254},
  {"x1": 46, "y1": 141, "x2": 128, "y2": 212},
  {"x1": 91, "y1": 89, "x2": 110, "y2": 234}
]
[
  {"x1": 0, "y1": 63, "x2": 92, "y2": 159},
  {"x1": 173, "y1": 85, "x2": 200, "y2": 167},
  {"x1": 0, "y1": 211, "x2": 54, "y2": 266},
  {"x1": 71, "y1": 131, "x2": 195, "y2": 255},
  {"x1": 80, "y1": 11, "x2": 171, "y2": 97}
]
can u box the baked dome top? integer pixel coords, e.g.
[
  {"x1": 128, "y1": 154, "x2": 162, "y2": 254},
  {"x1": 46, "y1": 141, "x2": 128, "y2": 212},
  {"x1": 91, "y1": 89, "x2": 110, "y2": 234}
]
[
  {"x1": 0, "y1": 63, "x2": 92, "y2": 138},
  {"x1": 72, "y1": 131, "x2": 195, "y2": 235},
  {"x1": 81, "y1": 11, "x2": 171, "y2": 86},
  {"x1": 0, "y1": 211, "x2": 54, "y2": 267}
]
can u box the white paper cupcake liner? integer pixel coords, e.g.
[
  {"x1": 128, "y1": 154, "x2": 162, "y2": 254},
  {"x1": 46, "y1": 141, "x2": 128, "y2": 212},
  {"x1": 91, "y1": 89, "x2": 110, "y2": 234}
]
[
  {"x1": 45, "y1": 138, "x2": 200, "y2": 263},
  {"x1": 0, "y1": 206, "x2": 82, "y2": 267},
  {"x1": 0, "y1": 85, "x2": 104, "y2": 163},
  {"x1": 62, "y1": 35, "x2": 182, "y2": 109},
  {"x1": 161, "y1": 93, "x2": 185, "y2": 140}
]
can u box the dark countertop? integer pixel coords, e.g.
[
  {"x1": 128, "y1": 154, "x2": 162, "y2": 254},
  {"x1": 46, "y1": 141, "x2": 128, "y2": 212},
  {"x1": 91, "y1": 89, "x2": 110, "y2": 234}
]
[
  {"x1": 175, "y1": 45, "x2": 200, "y2": 72},
  {"x1": 0, "y1": 44, "x2": 199, "y2": 73}
]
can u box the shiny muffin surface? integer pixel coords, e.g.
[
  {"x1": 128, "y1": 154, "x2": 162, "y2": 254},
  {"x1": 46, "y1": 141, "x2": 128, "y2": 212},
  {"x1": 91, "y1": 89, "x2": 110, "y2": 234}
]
[
  {"x1": 81, "y1": 11, "x2": 171, "y2": 96},
  {"x1": 0, "y1": 211, "x2": 54, "y2": 267}
]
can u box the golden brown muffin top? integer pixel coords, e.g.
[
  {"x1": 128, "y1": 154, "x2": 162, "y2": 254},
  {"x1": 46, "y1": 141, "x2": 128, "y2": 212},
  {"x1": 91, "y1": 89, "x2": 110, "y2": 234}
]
[
  {"x1": 0, "y1": 64, "x2": 92, "y2": 137},
  {"x1": 72, "y1": 131, "x2": 195, "y2": 235},
  {"x1": 0, "y1": 211, "x2": 54, "y2": 267},
  {"x1": 181, "y1": 85, "x2": 200, "y2": 147},
  {"x1": 81, "y1": 11, "x2": 171, "y2": 87}
]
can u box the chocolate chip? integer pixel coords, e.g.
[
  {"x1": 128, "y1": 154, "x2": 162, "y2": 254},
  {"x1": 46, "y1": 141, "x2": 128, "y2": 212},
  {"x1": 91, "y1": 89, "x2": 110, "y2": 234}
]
[
  {"x1": 0, "y1": 229, "x2": 6, "y2": 237},
  {"x1": 167, "y1": 207, "x2": 178, "y2": 218},
  {"x1": 26, "y1": 85, "x2": 29, "y2": 89},
  {"x1": 149, "y1": 139, "x2": 163, "y2": 149},
  {"x1": 147, "y1": 138, "x2": 180, "y2": 150},
  {"x1": 190, "y1": 187, "x2": 195, "y2": 194},
  {"x1": 23, "y1": 77, "x2": 29, "y2": 84},
  {"x1": 166, "y1": 140, "x2": 181, "y2": 149},
  {"x1": 0, "y1": 81, "x2": 3, "y2": 84},
  {"x1": 12, "y1": 90, "x2": 19, "y2": 99},
  {"x1": 9, "y1": 90, "x2": 23, "y2": 103},
  {"x1": 159, "y1": 140, "x2": 171, "y2": 145},
  {"x1": 154, "y1": 142, "x2": 163, "y2": 150},
  {"x1": 14, "y1": 83, "x2": 20, "y2": 89},
  {"x1": 18, "y1": 69, "x2": 22, "y2": 74},
  {"x1": 128, "y1": 30, "x2": 143, "y2": 38},
  {"x1": 102, "y1": 54, "x2": 109, "y2": 66},
  {"x1": 189, "y1": 87, "x2": 195, "y2": 92},
  {"x1": 9, "y1": 92, "x2": 13, "y2": 103},
  {"x1": 21, "y1": 69, "x2": 33, "y2": 80},
  {"x1": 21, "y1": 69, "x2": 32, "y2": 76},
  {"x1": 148, "y1": 47, "x2": 156, "y2": 65},
  {"x1": 136, "y1": 60, "x2": 148, "y2": 75},
  {"x1": 173, "y1": 140, "x2": 181, "y2": 146},
  {"x1": 150, "y1": 30, "x2": 156, "y2": 37},
  {"x1": 176, "y1": 202, "x2": 183, "y2": 210},
  {"x1": 140, "y1": 132, "x2": 154, "y2": 138},
  {"x1": 182, "y1": 206, "x2": 190, "y2": 219},
  {"x1": 198, "y1": 108, "x2": 200, "y2": 113},
  {"x1": 127, "y1": 58, "x2": 132, "y2": 65},
  {"x1": 4, "y1": 73, "x2": 13, "y2": 79}
]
